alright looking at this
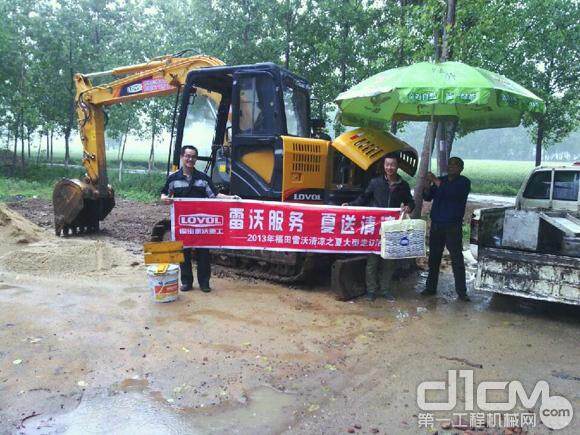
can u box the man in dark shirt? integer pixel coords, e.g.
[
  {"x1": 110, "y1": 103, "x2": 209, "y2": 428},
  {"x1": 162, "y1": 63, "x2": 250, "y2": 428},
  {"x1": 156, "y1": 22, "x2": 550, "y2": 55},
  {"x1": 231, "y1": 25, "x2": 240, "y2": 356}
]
[
  {"x1": 344, "y1": 154, "x2": 415, "y2": 301},
  {"x1": 421, "y1": 156, "x2": 471, "y2": 301},
  {"x1": 161, "y1": 145, "x2": 237, "y2": 292}
]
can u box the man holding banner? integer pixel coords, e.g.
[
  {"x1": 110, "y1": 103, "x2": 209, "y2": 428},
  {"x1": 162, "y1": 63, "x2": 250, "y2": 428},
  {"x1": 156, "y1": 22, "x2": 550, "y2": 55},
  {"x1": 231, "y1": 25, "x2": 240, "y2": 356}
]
[
  {"x1": 161, "y1": 145, "x2": 238, "y2": 292},
  {"x1": 344, "y1": 154, "x2": 414, "y2": 301}
]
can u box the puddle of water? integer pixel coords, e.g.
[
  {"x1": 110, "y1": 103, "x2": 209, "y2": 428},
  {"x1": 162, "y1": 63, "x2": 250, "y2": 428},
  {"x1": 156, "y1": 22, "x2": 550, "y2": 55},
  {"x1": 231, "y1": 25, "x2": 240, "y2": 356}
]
[
  {"x1": 0, "y1": 283, "x2": 18, "y2": 290},
  {"x1": 118, "y1": 298, "x2": 137, "y2": 309},
  {"x1": 21, "y1": 390, "x2": 200, "y2": 435},
  {"x1": 124, "y1": 286, "x2": 145, "y2": 294},
  {"x1": 21, "y1": 383, "x2": 296, "y2": 435}
]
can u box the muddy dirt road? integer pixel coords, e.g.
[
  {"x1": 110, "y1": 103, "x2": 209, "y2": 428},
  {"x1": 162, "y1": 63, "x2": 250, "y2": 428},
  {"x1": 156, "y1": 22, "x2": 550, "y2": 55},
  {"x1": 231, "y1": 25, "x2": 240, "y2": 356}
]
[{"x1": 0, "y1": 200, "x2": 578, "y2": 434}]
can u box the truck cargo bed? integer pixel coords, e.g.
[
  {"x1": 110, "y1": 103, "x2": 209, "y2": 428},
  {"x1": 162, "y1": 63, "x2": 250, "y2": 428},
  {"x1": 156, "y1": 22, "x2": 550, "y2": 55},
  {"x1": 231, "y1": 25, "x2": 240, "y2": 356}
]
[{"x1": 475, "y1": 247, "x2": 580, "y2": 306}]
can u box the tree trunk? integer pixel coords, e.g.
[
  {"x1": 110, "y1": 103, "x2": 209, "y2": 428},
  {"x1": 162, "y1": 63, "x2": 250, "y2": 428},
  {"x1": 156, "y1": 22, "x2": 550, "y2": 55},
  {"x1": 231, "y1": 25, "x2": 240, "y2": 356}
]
[
  {"x1": 36, "y1": 134, "x2": 42, "y2": 164},
  {"x1": 64, "y1": 100, "x2": 75, "y2": 167},
  {"x1": 64, "y1": 132, "x2": 70, "y2": 167},
  {"x1": 535, "y1": 119, "x2": 544, "y2": 166},
  {"x1": 116, "y1": 134, "x2": 122, "y2": 162},
  {"x1": 27, "y1": 130, "x2": 31, "y2": 159},
  {"x1": 148, "y1": 131, "x2": 155, "y2": 173},
  {"x1": 412, "y1": 22, "x2": 444, "y2": 218},
  {"x1": 445, "y1": 120, "x2": 457, "y2": 158},
  {"x1": 412, "y1": 122, "x2": 437, "y2": 219},
  {"x1": 50, "y1": 130, "x2": 54, "y2": 164},
  {"x1": 12, "y1": 129, "x2": 18, "y2": 170},
  {"x1": 435, "y1": 123, "x2": 447, "y2": 175},
  {"x1": 338, "y1": 0, "x2": 349, "y2": 92},
  {"x1": 20, "y1": 119, "x2": 25, "y2": 167},
  {"x1": 437, "y1": 0, "x2": 457, "y2": 174},
  {"x1": 441, "y1": 0, "x2": 456, "y2": 61},
  {"x1": 46, "y1": 132, "x2": 50, "y2": 162},
  {"x1": 284, "y1": 2, "x2": 292, "y2": 69},
  {"x1": 397, "y1": 0, "x2": 406, "y2": 64},
  {"x1": 118, "y1": 132, "x2": 128, "y2": 183}
]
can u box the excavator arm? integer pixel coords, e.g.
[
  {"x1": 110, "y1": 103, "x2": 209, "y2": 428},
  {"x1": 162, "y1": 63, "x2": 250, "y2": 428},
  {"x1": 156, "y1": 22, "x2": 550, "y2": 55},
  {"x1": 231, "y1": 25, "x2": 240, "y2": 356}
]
[{"x1": 53, "y1": 54, "x2": 224, "y2": 235}]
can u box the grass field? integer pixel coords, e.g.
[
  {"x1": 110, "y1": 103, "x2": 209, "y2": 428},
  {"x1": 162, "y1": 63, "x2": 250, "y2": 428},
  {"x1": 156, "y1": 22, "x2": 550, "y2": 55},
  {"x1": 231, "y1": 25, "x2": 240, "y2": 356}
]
[
  {"x1": 0, "y1": 164, "x2": 166, "y2": 202},
  {"x1": 0, "y1": 158, "x2": 564, "y2": 203},
  {"x1": 458, "y1": 159, "x2": 538, "y2": 195}
]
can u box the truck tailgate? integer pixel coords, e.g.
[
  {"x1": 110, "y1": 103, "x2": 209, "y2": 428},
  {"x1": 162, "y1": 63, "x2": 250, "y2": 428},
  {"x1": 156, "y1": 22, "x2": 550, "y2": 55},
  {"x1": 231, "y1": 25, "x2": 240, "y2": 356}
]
[{"x1": 475, "y1": 247, "x2": 580, "y2": 305}]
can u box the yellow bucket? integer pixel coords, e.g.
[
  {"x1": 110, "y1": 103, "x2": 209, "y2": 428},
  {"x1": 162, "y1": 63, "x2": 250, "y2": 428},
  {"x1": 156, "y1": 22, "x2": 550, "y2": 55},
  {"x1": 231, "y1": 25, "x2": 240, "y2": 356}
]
[{"x1": 147, "y1": 264, "x2": 179, "y2": 303}]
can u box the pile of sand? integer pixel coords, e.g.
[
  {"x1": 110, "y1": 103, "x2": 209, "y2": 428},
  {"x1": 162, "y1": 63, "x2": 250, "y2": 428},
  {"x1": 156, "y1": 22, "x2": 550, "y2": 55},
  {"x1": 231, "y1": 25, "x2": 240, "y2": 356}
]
[
  {"x1": 0, "y1": 203, "x2": 140, "y2": 277},
  {"x1": 0, "y1": 238, "x2": 139, "y2": 276},
  {"x1": 0, "y1": 203, "x2": 47, "y2": 252}
]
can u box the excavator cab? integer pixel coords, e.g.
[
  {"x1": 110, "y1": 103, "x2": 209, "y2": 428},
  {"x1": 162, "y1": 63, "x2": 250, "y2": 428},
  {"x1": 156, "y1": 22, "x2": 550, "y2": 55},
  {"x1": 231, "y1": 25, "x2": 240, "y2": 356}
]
[
  {"x1": 173, "y1": 62, "x2": 418, "y2": 206},
  {"x1": 173, "y1": 63, "x2": 323, "y2": 202}
]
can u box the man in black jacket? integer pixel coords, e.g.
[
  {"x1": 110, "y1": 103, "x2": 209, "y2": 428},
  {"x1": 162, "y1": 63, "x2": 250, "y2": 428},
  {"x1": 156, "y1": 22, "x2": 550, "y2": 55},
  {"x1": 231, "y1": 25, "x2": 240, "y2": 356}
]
[
  {"x1": 421, "y1": 156, "x2": 471, "y2": 301},
  {"x1": 161, "y1": 145, "x2": 238, "y2": 293},
  {"x1": 344, "y1": 154, "x2": 414, "y2": 301}
]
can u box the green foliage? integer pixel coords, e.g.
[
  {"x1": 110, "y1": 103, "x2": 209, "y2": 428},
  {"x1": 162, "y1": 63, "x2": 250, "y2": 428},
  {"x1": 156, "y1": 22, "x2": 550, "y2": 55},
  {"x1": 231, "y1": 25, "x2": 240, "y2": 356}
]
[
  {"x1": 0, "y1": 0, "x2": 577, "y2": 166},
  {"x1": 453, "y1": 0, "x2": 579, "y2": 149}
]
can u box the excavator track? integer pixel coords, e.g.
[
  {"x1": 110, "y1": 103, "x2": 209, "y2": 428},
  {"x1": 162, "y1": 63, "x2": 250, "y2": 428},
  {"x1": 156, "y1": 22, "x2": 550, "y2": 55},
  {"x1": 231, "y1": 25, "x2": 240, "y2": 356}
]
[{"x1": 212, "y1": 250, "x2": 325, "y2": 283}]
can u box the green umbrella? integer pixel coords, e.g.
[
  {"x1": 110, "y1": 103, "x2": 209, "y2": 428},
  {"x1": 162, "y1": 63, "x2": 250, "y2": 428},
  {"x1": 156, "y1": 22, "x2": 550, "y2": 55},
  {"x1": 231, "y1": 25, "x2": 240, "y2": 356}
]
[{"x1": 335, "y1": 61, "x2": 545, "y2": 132}]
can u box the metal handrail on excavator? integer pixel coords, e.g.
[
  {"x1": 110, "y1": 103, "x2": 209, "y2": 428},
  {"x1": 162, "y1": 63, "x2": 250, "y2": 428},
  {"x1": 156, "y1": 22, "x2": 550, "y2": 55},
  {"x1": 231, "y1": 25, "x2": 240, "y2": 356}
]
[{"x1": 53, "y1": 53, "x2": 224, "y2": 235}]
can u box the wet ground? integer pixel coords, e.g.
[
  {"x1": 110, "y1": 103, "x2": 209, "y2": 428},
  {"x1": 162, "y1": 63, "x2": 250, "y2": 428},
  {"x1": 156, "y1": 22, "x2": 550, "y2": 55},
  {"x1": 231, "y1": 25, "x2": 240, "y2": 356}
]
[{"x1": 0, "y1": 200, "x2": 579, "y2": 434}]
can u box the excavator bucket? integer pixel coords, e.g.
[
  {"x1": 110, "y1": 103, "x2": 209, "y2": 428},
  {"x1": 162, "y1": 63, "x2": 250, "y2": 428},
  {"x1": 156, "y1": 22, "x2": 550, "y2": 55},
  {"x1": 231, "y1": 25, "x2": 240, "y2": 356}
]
[{"x1": 53, "y1": 178, "x2": 115, "y2": 236}]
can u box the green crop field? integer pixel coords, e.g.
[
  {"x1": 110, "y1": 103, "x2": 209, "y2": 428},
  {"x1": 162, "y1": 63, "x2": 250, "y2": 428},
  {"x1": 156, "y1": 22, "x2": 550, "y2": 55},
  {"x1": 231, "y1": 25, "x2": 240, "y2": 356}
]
[
  {"x1": 402, "y1": 159, "x2": 541, "y2": 195},
  {"x1": 460, "y1": 160, "x2": 538, "y2": 195},
  {"x1": 0, "y1": 164, "x2": 166, "y2": 202}
]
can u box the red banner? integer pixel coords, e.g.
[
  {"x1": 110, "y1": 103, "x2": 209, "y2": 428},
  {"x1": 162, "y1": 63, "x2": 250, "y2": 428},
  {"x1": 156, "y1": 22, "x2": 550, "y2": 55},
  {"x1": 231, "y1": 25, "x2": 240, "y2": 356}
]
[{"x1": 171, "y1": 199, "x2": 401, "y2": 254}]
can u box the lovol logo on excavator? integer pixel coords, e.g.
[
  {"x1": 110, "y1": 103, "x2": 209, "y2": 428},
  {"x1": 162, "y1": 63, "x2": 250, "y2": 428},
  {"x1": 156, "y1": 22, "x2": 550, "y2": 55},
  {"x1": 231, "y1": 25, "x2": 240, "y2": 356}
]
[
  {"x1": 125, "y1": 83, "x2": 143, "y2": 94},
  {"x1": 290, "y1": 190, "x2": 322, "y2": 201},
  {"x1": 179, "y1": 214, "x2": 224, "y2": 228}
]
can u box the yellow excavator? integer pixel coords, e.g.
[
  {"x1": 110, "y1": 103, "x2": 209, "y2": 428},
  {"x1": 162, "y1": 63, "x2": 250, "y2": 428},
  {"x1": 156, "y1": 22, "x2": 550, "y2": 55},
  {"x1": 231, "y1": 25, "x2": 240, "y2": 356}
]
[
  {"x1": 53, "y1": 53, "x2": 224, "y2": 235},
  {"x1": 55, "y1": 52, "x2": 418, "y2": 293}
]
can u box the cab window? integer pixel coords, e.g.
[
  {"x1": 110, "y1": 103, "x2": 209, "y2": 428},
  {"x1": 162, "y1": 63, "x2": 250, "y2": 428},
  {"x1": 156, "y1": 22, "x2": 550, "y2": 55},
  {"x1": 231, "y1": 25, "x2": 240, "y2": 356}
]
[
  {"x1": 283, "y1": 82, "x2": 309, "y2": 137},
  {"x1": 182, "y1": 93, "x2": 219, "y2": 164},
  {"x1": 236, "y1": 76, "x2": 276, "y2": 135},
  {"x1": 523, "y1": 171, "x2": 551, "y2": 199},
  {"x1": 553, "y1": 171, "x2": 579, "y2": 201}
]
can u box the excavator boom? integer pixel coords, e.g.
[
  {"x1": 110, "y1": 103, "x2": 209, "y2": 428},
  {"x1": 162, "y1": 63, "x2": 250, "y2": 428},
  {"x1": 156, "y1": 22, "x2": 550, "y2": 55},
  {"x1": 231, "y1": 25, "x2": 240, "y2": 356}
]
[{"x1": 53, "y1": 54, "x2": 224, "y2": 235}]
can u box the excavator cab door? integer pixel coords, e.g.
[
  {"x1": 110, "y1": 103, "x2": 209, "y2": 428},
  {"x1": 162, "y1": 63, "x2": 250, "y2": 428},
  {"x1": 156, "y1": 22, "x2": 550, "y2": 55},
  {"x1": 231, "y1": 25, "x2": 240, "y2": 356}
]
[{"x1": 230, "y1": 71, "x2": 284, "y2": 200}]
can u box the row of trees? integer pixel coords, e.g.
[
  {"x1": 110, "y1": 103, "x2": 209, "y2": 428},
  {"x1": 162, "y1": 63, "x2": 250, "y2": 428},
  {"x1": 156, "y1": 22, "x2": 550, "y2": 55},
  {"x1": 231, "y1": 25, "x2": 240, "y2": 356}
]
[{"x1": 0, "y1": 0, "x2": 578, "y2": 169}]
